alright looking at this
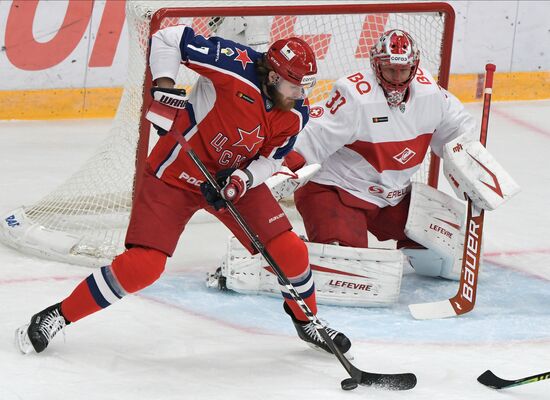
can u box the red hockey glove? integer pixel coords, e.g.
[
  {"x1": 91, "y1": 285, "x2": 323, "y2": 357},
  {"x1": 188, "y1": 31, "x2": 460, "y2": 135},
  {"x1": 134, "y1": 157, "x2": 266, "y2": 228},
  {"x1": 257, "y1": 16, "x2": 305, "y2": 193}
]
[
  {"x1": 145, "y1": 87, "x2": 187, "y2": 136},
  {"x1": 200, "y1": 168, "x2": 251, "y2": 210},
  {"x1": 221, "y1": 169, "x2": 250, "y2": 203}
]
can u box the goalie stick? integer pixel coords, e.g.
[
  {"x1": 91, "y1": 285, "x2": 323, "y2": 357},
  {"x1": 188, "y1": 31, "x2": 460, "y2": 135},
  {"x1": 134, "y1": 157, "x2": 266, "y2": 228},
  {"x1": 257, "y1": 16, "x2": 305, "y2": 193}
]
[
  {"x1": 408, "y1": 63, "x2": 496, "y2": 320},
  {"x1": 477, "y1": 369, "x2": 550, "y2": 389},
  {"x1": 168, "y1": 131, "x2": 416, "y2": 391}
]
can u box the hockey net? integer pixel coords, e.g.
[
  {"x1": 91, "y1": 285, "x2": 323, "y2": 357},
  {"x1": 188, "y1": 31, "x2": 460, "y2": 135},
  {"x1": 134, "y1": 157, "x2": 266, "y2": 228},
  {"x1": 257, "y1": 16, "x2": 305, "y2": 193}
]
[{"x1": 0, "y1": 1, "x2": 455, "y2": 267}]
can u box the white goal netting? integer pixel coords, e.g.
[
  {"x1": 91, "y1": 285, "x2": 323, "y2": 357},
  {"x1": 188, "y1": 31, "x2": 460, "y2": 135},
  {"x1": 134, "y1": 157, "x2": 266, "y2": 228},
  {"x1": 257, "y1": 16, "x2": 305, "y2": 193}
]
[{"x1": 0, "y1": 1, "x2": 455, "y2": 267}]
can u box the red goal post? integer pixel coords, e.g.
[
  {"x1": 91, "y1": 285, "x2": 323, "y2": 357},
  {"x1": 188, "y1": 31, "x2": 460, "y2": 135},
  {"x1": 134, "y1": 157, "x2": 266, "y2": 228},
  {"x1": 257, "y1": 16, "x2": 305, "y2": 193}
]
[{"x1": 0, "y1": 1, "x2": 455, "y2": 267}]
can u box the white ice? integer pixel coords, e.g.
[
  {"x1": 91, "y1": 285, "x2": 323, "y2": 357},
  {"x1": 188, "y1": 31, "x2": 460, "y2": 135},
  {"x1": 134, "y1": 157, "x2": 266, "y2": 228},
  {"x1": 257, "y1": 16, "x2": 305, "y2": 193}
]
[{"x1": 0, "y1": 100, "x2": 549, "y2": 400}]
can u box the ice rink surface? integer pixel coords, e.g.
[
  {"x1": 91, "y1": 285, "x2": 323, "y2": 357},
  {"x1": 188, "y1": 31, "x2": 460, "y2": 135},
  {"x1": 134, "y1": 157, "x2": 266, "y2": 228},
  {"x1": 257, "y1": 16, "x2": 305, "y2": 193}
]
[{"x1": 0, "y1": 100, "x2": 549, "y2": 399}]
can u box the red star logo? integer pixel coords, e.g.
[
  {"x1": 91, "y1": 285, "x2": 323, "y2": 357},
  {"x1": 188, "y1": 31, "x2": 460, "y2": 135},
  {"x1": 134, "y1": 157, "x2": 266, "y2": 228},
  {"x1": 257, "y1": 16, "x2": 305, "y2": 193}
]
[
  {"x1": 233, "y1": 125, "x2": 264, "y2": 153},
  {"x1": 234, "y1": 48, "x2": 253, "y2": 70}
]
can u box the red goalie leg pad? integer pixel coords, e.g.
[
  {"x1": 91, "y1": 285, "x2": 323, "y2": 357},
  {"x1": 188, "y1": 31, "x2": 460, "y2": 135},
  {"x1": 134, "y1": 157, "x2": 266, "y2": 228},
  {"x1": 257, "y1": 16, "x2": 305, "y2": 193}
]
[
  {"x1": 266, "y1": 231, "x2": 317, "y2": 322},
  {"x1": 61, "y1": 247, "x2": 167, "y2": 322}
]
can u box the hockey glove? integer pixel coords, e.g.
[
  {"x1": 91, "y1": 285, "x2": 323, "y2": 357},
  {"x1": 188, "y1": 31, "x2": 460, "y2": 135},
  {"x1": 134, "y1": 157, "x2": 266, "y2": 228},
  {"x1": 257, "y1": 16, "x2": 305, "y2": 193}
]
[
  {"x1": 200, "y1": 168, "x2": 251, "y2": 210},
  {"x1": 145, "y1": 87, "x2": 187, "y2": 136}
]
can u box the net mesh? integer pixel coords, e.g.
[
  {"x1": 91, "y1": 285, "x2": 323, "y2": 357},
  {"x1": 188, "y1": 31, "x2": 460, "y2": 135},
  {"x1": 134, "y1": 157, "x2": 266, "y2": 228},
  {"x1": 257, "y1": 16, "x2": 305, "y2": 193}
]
[{"x1": 2, "y1": 1, "x2": 453, "y2": 266}]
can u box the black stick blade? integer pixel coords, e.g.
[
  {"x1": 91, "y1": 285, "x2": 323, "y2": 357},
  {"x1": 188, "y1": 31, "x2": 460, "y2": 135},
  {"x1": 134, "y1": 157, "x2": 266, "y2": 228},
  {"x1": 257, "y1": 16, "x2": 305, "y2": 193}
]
[
  {"x1": 478, "y1": 369, "x2": 550, "y2": 389},
  {"x1": 477, "y1": 370, "x2": 511, "y2": 389},
  {"x1": 359, "y1": 371, "x2": 417, "y2": 390}
]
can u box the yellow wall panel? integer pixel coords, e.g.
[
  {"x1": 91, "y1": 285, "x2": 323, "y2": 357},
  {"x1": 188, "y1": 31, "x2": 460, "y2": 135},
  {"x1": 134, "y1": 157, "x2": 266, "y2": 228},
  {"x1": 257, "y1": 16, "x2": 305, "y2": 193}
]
[{"x1": 0, "y1": 72, "x2": 548, "y2": 120}]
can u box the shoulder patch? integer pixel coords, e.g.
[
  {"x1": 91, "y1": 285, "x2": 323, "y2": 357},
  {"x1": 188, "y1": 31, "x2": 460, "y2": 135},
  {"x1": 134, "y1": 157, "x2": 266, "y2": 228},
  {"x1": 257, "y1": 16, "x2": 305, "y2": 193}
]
[{"x1": 221, "y1": 48, "x2": 234, "y2": 57}]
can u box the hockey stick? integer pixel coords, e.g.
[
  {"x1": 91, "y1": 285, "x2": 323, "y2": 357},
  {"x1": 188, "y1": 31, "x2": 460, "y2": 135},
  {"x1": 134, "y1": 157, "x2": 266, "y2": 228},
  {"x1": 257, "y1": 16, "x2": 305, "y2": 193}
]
[
  {"x1": 478, "y1": 369, "x2": 550, "y2": 389},
  {"x1": 408, "y1": 63, "x2": 496, "y2": 320},
  {"x1": 169, "y1": 132, "x2": 416, "y2": 391}
]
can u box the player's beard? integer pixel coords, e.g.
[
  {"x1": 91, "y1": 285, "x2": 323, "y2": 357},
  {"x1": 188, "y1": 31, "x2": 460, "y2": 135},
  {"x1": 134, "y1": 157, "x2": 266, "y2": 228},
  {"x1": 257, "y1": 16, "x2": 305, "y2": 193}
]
[{"x1": 266, "y1": 83, "x2": 296, "y2": 112}]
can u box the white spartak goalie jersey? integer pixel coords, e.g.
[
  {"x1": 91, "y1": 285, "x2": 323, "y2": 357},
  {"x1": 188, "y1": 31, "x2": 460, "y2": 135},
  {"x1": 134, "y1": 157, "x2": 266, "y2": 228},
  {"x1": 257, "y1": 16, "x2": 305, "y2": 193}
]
[{"x1": 295, "y1": 67, "x2": 476, "y2": 207}]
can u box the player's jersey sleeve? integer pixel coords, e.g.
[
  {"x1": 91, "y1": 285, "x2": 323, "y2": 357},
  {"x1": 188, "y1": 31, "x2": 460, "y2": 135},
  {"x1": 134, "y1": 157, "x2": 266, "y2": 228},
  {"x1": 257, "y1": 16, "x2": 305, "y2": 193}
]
[
  {"x1": 430, "y1": 88, "x2": 477, "y2": 157},
  {"x1": 150, "y1": 25, "x2": 260, "y2": 86},
  {"x1": 294, "y1": 78, "x2": 359, "y2": 164}
]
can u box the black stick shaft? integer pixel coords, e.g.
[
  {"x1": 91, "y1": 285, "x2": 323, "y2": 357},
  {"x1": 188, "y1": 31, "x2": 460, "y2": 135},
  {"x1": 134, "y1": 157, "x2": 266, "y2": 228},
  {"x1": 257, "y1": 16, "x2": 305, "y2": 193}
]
[
  {"x1": 181, "y1": 142, "x2": 356, "y2": 376},
  {"x1": 168, "y1": 133, "x2": 416, "y2": 390}
]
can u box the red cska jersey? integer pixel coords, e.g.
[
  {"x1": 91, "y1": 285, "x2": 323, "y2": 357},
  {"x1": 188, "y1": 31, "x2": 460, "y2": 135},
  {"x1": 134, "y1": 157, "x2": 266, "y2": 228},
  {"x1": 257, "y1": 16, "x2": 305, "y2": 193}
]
[{"x1": 147, "y1": 25, "x2": 309, "y2": 192}]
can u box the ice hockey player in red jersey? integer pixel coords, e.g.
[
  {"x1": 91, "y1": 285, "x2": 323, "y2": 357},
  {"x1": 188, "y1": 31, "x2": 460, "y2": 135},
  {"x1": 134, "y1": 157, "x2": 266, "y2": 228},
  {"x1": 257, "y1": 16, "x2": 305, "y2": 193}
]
[{"x1": 15, "y1": 25, "x2": 351, "y2": 356}]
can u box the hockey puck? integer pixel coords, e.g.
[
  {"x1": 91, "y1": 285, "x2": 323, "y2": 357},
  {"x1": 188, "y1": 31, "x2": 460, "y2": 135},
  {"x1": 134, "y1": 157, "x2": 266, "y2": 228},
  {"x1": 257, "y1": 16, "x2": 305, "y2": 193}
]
[{"x1": 341, "y1": 378, "x2": 359, "y2": 391}]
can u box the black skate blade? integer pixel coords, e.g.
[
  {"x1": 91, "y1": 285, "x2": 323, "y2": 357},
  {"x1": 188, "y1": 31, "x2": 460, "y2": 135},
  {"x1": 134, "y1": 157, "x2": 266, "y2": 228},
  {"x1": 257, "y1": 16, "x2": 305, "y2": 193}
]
[{"x1": 355, "y1": 369, "x2": 417, "y2": 390}]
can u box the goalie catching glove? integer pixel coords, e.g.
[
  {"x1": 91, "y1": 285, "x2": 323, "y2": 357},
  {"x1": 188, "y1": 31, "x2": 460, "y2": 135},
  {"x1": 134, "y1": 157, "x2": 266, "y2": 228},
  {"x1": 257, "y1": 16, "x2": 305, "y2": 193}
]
[
  {"x1": 265, "y1": 150, "x2": 321, "y2": 201},
  {"x1": 145, "y1": 87, "x2": 188, "y2": 136},
  {"x1": 443, "y1": 133, "x2": 520, "y2": 210},
  {"x1": 200, "y1": 168, "x2": 252, "y2": 210}
]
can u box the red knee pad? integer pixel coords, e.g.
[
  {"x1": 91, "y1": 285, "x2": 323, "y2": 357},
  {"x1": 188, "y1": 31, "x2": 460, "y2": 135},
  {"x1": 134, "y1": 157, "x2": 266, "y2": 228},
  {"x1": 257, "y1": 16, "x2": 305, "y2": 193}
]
[
  {"x1": 266, "y1": 231, "x2": 308, "y2": 277},
  {"x1": 111, "y1": 247, "x2": 167, "y2": 293}
]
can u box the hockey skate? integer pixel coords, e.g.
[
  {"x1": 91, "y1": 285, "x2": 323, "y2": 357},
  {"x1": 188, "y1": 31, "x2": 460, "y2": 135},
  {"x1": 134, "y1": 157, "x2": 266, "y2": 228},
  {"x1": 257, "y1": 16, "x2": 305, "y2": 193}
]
[
  {"x1": 284, "y1": 302, "x2": 351, "y2": 355},
  {"x1": 15, "y1": 303, "x2": 69, "y2": 354}
]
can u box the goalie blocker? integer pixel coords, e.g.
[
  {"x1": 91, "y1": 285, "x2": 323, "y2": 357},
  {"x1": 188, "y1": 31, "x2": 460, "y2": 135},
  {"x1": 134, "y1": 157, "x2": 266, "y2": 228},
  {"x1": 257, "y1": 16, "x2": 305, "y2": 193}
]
[{"x1": 443, "y1": 133, "x2": 520, "y2": 211}]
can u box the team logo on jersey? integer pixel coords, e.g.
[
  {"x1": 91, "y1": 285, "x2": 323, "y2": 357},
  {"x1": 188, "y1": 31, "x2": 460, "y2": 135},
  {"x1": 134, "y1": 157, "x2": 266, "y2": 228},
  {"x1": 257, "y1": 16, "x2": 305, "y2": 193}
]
[
  {"x1": 221, "y1": 48, "x2": 235, "y2": 57},
  {"x1": 393, "y1": 147, "x2": 416, "y2": 165},
  {"x1": 368, "y1": 185, "x2": 384, "y2": 195},
  {"x1": 309, "y1": 106, "x2": 324, "y2": 118},
  {"x1": 372, "y1": 116, "x2": 388, "y2": 123},
  {"x1": 234, "y1": 124, "x2": 264, "y2": 153},
  {"x1": 234, "y1": 48, "x2": 253, "y2": 69},
  {"x1": 236, "y1": 91, "x2": 255, "y2": 104}
]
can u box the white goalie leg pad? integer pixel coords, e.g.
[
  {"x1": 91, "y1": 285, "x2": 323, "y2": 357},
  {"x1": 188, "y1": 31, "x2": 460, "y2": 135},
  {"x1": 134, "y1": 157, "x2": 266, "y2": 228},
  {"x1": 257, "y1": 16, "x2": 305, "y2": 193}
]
[
  {"x1": 306, "y1": 242, "x2": 404, "y2": 306},
  {"x1": 443, "y1": 133, "x2": 520, "y2": 210},
  {"x1": 404, "y1": 182, "x2": 466, "y2": 280},
  {"x1": 213, "y1": 236, "x2": 404, "y2": 307},
  {"x1": 401, "y1": 247, "x2": 460, "y2": 281},
  {"x1": 265, "y1": 164, "x2": 321, "y2": 201}
]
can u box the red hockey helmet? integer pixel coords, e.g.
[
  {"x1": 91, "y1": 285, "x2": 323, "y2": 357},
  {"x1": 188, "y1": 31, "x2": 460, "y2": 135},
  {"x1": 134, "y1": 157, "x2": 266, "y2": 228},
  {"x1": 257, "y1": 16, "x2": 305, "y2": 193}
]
[
  {"x1": 267, "y1": 37, "x2": 317, "y2": 89},
  {"x1": 369, "y1": 29, "x2": 420, "y2": 106}
]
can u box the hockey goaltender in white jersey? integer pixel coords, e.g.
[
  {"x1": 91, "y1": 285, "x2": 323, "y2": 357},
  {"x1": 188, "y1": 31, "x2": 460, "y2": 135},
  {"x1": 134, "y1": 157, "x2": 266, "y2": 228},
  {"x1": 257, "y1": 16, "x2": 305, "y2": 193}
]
[{"x1": 208, "y1": 29, "x2": 520, "y2": 307}]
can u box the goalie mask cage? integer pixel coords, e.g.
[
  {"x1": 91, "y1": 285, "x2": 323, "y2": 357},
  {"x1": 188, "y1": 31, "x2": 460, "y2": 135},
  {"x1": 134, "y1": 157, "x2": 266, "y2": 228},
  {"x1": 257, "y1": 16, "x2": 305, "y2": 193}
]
[{"x1": 0, "y1": 1, "x2": 455, "y2": 267}]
